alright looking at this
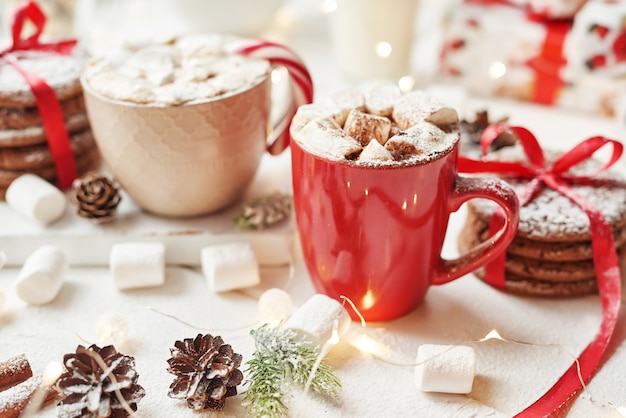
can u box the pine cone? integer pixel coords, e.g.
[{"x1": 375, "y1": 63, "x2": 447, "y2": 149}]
[
  {"x1": 56, "y1": 344, "x2": 145, "y2": 418},
  {"x1": 234, "y1": 192, "x2": 292, "y2": 230},
  {"x1": 167, "y1": 334, "x2": 243, "y2": 411},
  {"x1": 71, "y1": 171, "x2": 122, "y2": 223}
]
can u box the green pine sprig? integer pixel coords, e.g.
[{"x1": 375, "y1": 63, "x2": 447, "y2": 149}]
[{"x1": 242, "y1": 325, "x2": 342, "y2": 418}]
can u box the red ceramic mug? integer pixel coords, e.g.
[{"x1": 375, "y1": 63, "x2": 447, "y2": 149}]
[{"x1": 291, "y1": 137, "x2": 519, "y2": 322}]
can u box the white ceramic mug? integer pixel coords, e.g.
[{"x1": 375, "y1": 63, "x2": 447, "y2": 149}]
[{"x1": 81, "y1": 39, "x2": 312, "y2": 217}]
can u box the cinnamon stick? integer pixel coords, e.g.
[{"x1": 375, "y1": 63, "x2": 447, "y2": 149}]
[{"x1": 0, "y1": 355, "x2": 32, "y2": 392}]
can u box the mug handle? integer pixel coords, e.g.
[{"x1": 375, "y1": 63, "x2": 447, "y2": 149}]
[
  {"x1": 234, "y1": 40, "x2": 314, "y2": 155},
  {"x1": 432, "y1": 175, "x2": 519, "y2": 285}
]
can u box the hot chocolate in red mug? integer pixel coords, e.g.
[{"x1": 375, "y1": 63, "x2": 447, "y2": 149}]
[{"x1": 290, "y1": 87, "x2": 520, "y2": 322}]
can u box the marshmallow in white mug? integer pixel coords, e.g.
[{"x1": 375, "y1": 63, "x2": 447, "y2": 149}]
[
  {"x1": 415, "y1": 344, "x2": 476, "y2": 394},
  {"x1": 285, "y1": 294, "x2": 351, "y2": 348},
  {"x1": 201, "y1": 242, "x2": 260, "y2": 293},
  {"x1": 15, "y1": 245, "x2": 68, "y2": 305},
  {"x1": 109, "y1": 242, "x2": 165, "y2": 290},
  {"x1": 6, "y1": 174, "x2": 66, "y2": 225}
]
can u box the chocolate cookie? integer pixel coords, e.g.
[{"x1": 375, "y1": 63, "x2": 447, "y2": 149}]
[
  {"x1": 465, "y1": 204, "x2": 626, "y2": 262},
  {"x1": 0, "y1": 94, "x2": 85, "y2": 131},
  {"x1": 472, "y1": 268, "x2": 599, "y2": 297},
  {"x1": 458, "y1": 144, "x2": 626, "y2": 297},
  {"x1": 0, "y1": 112, "x2": 89, "y2": 148},
  {"x1": 0, "y1": 127, "x2": 96, "y2": 170},
  {"x1": 0, "y1": 146, "x2": 101, "y2": 200}
]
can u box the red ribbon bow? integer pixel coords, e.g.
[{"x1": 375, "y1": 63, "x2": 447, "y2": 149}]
[
  {"x1": 459, "y1": 125, "x2": 624, "y2": 417},
  {"x1": 0, "y1": 1, "x2": 78, "y2": 188}
]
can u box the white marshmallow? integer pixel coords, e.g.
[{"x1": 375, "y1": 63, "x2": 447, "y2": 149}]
[
  {"x1": 15, "y1": 245, "x2": 68, "y2": 305},
  {"x1": 285, "y1": 294, "x2": 352, "y2": 348},
  {"x1": 110, "y1": 242, "x2": 165, "y2": 290},
  {"x1": 415, "y1": 344, "x2": 476, "y2": 394},
  {"x1": 6, "y1": 174, "x2": 67, "y2": 225},
  {"x1": 201, "y1": 242, "x2": 260, "y2": 293},
  {"x1": 259, "y1": 288, "x2": 292, "y2": 325}
]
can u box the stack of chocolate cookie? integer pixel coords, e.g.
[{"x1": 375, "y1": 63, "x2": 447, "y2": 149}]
[
  {"x1": 0, "y1": 53, "x2": 100, "y2": 200},
  {"x1": 458, "y1": 145, "x2": 626, "y2": 297}
]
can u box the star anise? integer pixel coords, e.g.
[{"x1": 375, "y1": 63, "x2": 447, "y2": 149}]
[
  {"x1": 55, "y1": 344, "x2": 145, "y2": 418},
  {"x1": 167, "y1": 334, "x2": 243, "y2": 411}
]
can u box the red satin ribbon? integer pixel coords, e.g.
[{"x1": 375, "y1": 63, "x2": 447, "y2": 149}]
[
  {"x1": 458, "y1": 124, "x2": 624, "y2": 417},
  {"x1": 526, "y1": 21, "x2": 569, "y2": 105},
  {"x1": 0, "y1": 1, "x2": 78, "y2": 189}
]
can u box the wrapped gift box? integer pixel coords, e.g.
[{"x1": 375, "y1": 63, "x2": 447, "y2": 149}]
[
  {"x1": 564, "y1": 0, "x2": 626, "y2": 78},
  {"x1": 508, "y1": 0, "x2": 588, "y2": 19},
  {"x1": 440, "y1": 0, "x2": 626, "y2": 117}
]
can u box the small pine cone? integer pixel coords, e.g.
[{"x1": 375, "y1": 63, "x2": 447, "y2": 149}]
[
  {"x1": 56, "y1": 344, "x2": 146, "y2": 418},
  {"x1": 167, "y1": 334, "x2": 243, "y2": 411},
  {"x1": 71, "y1": 171, "x2": 122, "y2": 224}
]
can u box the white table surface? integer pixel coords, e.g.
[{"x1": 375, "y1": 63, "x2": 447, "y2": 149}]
[{"x1": 2, "y1": 1, "x2": 626, "y2": 417}]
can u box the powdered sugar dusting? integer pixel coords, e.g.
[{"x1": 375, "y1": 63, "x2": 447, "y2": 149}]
[
  {"x1": 470, "y1": 145, "x2": 626, "y2": 241},
  {"x1": 0, "y1": 52, "x2": 84, "y2": 106},
  {"x1": 0, "y1": 375, "x2": 43, "y2": 414},
  {"x1": 0, "y1": 354, "x2": 32, "y2": 390}
]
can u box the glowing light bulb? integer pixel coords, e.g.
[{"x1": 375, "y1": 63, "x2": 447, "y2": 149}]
[
  {"x1": 43, "y1": 362, "x2": 64, "y2": 386},
  {"x1": 398, "y1": 76, "x2": 415, "y2": 93},
  {"x1": 274, "y1": 6, "x2": 295, "y2": 29},
  {"x1": 488, "y1": 62, "x2": 507, "y2": 79},
  {"x1": 95, "y1": 313, "x2": 129, "y2": 350},
  {"x1": 375, "y1": 42, "x2": 393, "y2": 59},
  {"x1": 321, "y1": 0, "x2": 337, "y2": 13},
  {"x1": 362, "y1": 290, "x2": 376, "y2": 310},
  {"x1": 481, "y1": 329, "x2": 504, "y2": 342},
  {"x1": 355, "y1": 334, "x2": 379, "y2": 355},
  {"x1": 271, "y1": 66, "x2": 288, "y2": 83}
]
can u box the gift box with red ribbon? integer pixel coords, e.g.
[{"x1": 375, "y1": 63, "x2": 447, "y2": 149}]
[{"x1": 440, "y1": 0, "x2": 626, "y2": 117}]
